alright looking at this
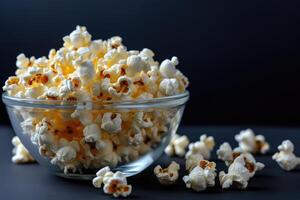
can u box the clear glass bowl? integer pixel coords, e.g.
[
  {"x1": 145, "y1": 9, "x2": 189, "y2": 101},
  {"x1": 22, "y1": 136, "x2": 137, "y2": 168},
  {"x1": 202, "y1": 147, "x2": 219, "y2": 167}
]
[{"x1": 2, "y1": 91, "x2": 189, "y2": 180}]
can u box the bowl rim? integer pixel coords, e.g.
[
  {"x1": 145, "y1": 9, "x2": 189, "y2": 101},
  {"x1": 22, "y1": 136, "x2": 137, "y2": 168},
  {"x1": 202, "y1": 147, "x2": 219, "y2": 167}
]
[{"x1": 2, "y1": 91, "x2": 189, "y2": 109}]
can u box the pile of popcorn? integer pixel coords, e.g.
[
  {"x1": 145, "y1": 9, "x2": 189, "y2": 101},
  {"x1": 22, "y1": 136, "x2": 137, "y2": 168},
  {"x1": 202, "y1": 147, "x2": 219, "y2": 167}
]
[
  {"x1": 152, "y1": 128, "x2": 300, "y2": 193},
  {"x1": 4, "y1": 26, "x2": 189, "y2": 174},
  {"x1": 11, "y1": 125, "x2": 300, "y2": 197}
]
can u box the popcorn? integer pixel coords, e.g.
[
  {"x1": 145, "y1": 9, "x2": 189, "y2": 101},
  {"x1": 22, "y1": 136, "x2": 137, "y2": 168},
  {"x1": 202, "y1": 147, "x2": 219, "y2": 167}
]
[
  {"x1": 103, "y1": 171, "x2": 132, "y2": 197},
  {"x1": 101, "y1": 113, "x2": 122, "y2": 134},
  {"x1": 63, "y1": 25, "x2": 91, "y2": 49},
  {"x1": 108, "y1": 76, "x2": 132, "y2": 97},
  {"x1": 51, "y1": 139, "x2": 80, "y2": 173},
  {"x1": 183, "y1": 160, "x2": 216, "y2": 192},
  {"x1": 185, "y1": 134, "x2": 215, "y2": 160},
  {"x1": 92, "y1": 166, "x2": 113, "y2": 188},
  {"x1": 11, "y1": 136, "x2": 35, "y2": 164},
  {"x1": 272, "y1": 140, "x2": 300, "y2": 171},
  {"x1": 185, "y1": 153, "x2": 204, "y2": 172},
  {"x1": 93, "y1": 167, "x2": 132, "y2": 197},
  {"x1": 73, "y1": 59, "x2": 95, "y2": 84},
  {"x1": 154, "y1": 161, "x2": 180, "y2": 185},
  {"x1": 216, "y1": 142, "x2": 242, "y2": 166},
  {"x1": 164, "y1": 133, "x2": 189, "y2": 157},
  {"x1": 235, "y1": 129, "x2": 270, "y2": 154},
  {"x1": 126, "y1": 55, "x2": 149, "y2": 77},
  {"x1": 3, "y1": 25, "x2": 189, "y2": 174},
  {"x1": 219, "y1": 154, "x2": 264, "y2": 189},
  {"x1": 159, "y1": 56, "x2": 178, "y2": 78},
  {"x1": 83, "y1": 123, "x2": 101, "y2": 143},
  {"x1": 16, "y1": 53, "x2": 30, "y2": 68},
  {"x1": 159, "y1": 78, "x2": 179, "y2": 96}
]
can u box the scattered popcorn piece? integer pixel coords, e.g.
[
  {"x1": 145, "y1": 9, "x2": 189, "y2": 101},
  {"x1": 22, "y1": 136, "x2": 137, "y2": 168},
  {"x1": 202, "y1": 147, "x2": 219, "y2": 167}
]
[
  {"x1": 185, "y1": 134, "x2": 215, "y2": 160},
  {"x1": 216, "y1": 142, "x2": 243, "y2": 166},
  {"x1": 235, "y1": 129, "x2": 270, "y2": 154},
  {"x1": 164, "y1": 133, "x2": 189, "y2": 157},
  {"x1": 103, "y1": 171, "x2": 132, "y2": 198},
  {"x1": 92, "y1": 166, "x2": 114, "y2": 188},
  {"x1": 154, "y1": 161, "x2": 180, "y2": 185},
  {"x1": 219, "y1": 154, "x2": 264, "y2": 189},
  {"x1": 183, "y1": 160, "x2": 217, "y2": 192},
  {"x1": 185, "y1": 153, "x2": 204, "y2": 172},
  {"x1": 11, "y1": 136, "x2": 35, "y2": 164},
  {"x1": 272, "y1": 140, "x2": 300, "y2": 171}
]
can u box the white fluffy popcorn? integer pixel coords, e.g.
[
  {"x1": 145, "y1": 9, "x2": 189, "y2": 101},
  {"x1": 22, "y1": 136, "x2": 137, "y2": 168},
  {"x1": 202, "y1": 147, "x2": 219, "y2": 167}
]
[
  {"x1": 83, "y1": 123, "x2": 101, "y2": 143},
  {"x1": 92, "y1": 166, "x2": 114, "y2": 188},
  {"x1": 103, "y1": 171, "x2": 132, "y2": 197},
  {"x1": 63, "y1": 25, "x2": 91, "y2": 49},
  {"x1": 159, "y1": 56, "x2": 178, "y2": 78},
  {"x1": 183, "y1": 160, "x2": 216, "y2": 192},
  {"x1": 16, "y1": 53, "x2": 30, "y2": 68},
  {"x1": 164, "y1": 133, "x2": 189, "y2": 157},
  {"x1": 51, "y1": 139, "x2": 80, "y2": 173},
  {"x1": 11, "y1": 136, "x2": 35, "y2": 164},
  {"x1": 235, "y1": 129, "x2": 270, "y2": 154},
  {"x1": 93, "y1": 167, "x2": 132, "y2": 197},
  {"x1": 185, "y1": 134, "x2": 215, "y2": 160},
  {"x1": 154, "y1": 161, "x2": 180, "y2": 185},
  {"x1": 216, "y1": 142, "x2": 243, "y2": 166},
  {"x1": 272, "y1": 140, "x2": 300, "y2": 171},
  {"x1": 185, "y1": 153, "x2": 204, "y2": 172},
  {"x1": 101, "y1": 113, "x2": 122, "y2": 134},
  {"x1": 159, "y1": 78, "x2": 179, "y2": 96},
  {"x1": 126, "y1": 55, "x2": 149, "y2": 77},
  {"x1": 219, "y1": 154, "x2": 264, "y2": 189}
]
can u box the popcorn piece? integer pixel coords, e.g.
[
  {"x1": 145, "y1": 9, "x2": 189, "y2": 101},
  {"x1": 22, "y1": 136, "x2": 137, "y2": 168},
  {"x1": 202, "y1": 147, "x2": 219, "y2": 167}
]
[
  {"x1": 219, "y1": 154, "x2": 264, "y2": 189},
  {"x1": 63, "y1": 25, "x2": 91, "y2": 49},
  {"x1": 164, "y1": 133, "x2": 189, "y2": 157},
  {"x1": 92, "y1": 166, "x2": 114, "y2": 188},
  {"x1": 108, "y1": 76, "x2": 132, "y2": 97},
  {"x1": 216, "y1": 142, "x2": 242, "y2": 166},
  {"x1": 126, "y1": 55, "x2": 149, "y2": 77},
  {"x1": 235, "y1": 129, "x2": 270, "y2": 154},
  {"x1": 101, "y1": 113, "x2": 122, "y2": 134},
  {"x1": 51, "y1": 139, "x2": 80, "y2": 174},
  {"x1": 272, "y1": 140, "x2": 300, "y2": 171},
  {"x1": 103, "y1": 171, "x2": 132, "y2": 198},
  {"x1": 185, "y1": 134, "x2": 215, "y2": 160},
  {"x1": 159, "y1": 56, "x2": 178, "y2": 78},
  {"x1": 16, "y1": 53, "x2": 30, "y2": 68},
  {"x1": 185, "y1": 153, "x2": 204, "y2": 172},
  {"x1": 73, "y1": 59, "x2": 95, "y2": 84},
  {"x1": 154, "y1": 161, "x2": 180, "y2": 185},
  {"x1": 159, "y1": 78, "x2": 179, "y2": 96},
  {"x1": 183, "y1": 160, "x2": 216, "y2": 192},
  {"x1": 83, "y1": 123, "x2": 101, "y2": 143},
  {"x1": 11, "y1": 136, "x2": 35, "y2": 164}
]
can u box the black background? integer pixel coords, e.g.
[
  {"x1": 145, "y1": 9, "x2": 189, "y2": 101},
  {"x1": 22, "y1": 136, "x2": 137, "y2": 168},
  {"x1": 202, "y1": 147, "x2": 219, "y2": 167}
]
[{"x1": 1, "y1": 0, "x2": 300, "y2": 126}]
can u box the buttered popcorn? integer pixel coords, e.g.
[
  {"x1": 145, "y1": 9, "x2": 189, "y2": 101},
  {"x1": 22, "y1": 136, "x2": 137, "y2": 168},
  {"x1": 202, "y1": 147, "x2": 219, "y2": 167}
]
[{"x1": 3, "y1": 25, "x2": 189, "y2": 174}]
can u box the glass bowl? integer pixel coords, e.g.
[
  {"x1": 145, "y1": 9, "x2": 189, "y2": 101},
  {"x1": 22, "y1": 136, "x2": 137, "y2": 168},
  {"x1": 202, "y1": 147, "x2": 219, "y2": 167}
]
[{"x1": 2, "y1": 91, "x2": 189, "y2": 180}]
